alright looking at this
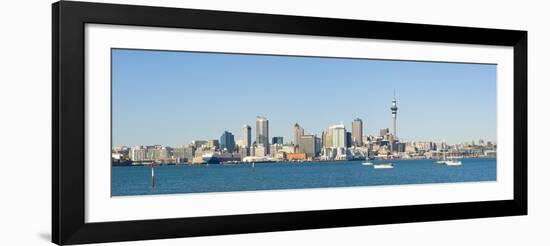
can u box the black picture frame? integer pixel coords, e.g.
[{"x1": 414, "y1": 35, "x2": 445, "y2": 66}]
[{"x1": 52, "y1": 1, "x2": 527, "y2": 245}]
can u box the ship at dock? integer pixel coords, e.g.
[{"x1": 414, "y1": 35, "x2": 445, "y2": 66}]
[{"x1": 201, "y1": 152, "x2": 241, "y2": 164}]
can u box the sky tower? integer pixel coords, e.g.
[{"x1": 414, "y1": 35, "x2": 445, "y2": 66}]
[{"x1": 391, "y1": 91, "x2": 398, "y2": 138}]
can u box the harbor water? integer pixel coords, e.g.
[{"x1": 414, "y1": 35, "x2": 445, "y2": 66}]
[{"x1": 111, "y1": 158, "x2": 496, "y2": 196}]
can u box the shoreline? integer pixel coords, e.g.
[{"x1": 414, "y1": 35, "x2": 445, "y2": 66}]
[{"x1": 113, "y1": 156, "x2": 496, "y2": 167}]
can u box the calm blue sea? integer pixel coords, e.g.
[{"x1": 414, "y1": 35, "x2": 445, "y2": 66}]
[{"x1": 111, "y1": 158, "x2": 496, "y2": 196}]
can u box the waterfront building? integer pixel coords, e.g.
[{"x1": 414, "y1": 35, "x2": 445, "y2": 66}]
[
  {"x1": 275, "y1": 151, "x2": 287, "y2": 160},
  {"x1": 256, "y1": 116, "x2": 270, "y2": 153},
  {"x1": 287, "y1": 152, "x2": 306, "y2": 160},
  {"x1": 281, "y1": 144, "x2": 296, "y2": 154},
  {"x1": 387, "y1": 134, "x2": 395, "y2": 152},
  {"x1": 243, "y1": 124, "x2": 252, "y2": 147},
  {"x1": 315, "y1": 136, "x2": 321, "y2": 156},
  {"x1": 182, "y1": 145, "x2": 195, "y2": 162},
  {"x1": 405, "y1": 144, "x2": 416, "y2": 154},
  {"x1": 397, "y1": 142, "x2": 406, "y2": 153},
  {"x1": 298, "y1": 134, "x2": 317, "y2": 159},
  {"x1": 207, "y1": 139, "x2": 219, "y2": 150},
  {"x1": 129, "y1": 145, "x2": 147, "y2": 161},
  {"x1": 147, "y1": 146, "x2": 171, "y2": 162},
  {"x1": 414, "y1": 141, "x2": 434, "y2": 151},
  {"x1": 377, "y1": 147, "x2": 390, "y2": 156},
  {"x1": 352, "y1": 146, "x2": 370, "y2": 159},
  {"x1": 293, "y1": 123, "x2": 304, "y2": 146},
  {"x1": 335, "y1": 147, "x2": 351, "y2": 160},
  {"x1": 272, "y1": 136, "x2": 284, "y2": 145},
  {"x1": 371, "y1": 144, "x2": 381, "y2": 153},
  {"x1": 254, "y1": 145, "x2": 267, "y2": 157},
  {"x1": 220, "y1": 131, "x2": 236, "y2": 153},
  {"x1": 362, "y1": 136, "x2": 370, "y2": 147},
  {"x1": 329, "y1": 124, "x2": 346, "y2": 148},
  {"x1": 172, "y1": 147, "x2": 185, "y2": 159},
  {"x1": 321, "y1": 147, "x2": 336, "y2": 160},
  {"x1": 351, "y1": 118, "x2": 364, "y2": 147},
  {"x1": 380, "y1": 128, "x2": 389, "y2": 138},
  {"x1": 345, "y1": 131, "x2": 352, "y2": 148},
  {"x1": 270, "y1": 143, "x2": 284, "y2": 157},
  {"x1": 235, "y1": 139, "x2": 244, "y2": 148},
  {"x1": 239, "y1": 146, "x2": 250, "y2": 159},
  {"x1": 319, "y1": 124, "x2": 348, "y2": 160},
  {"x1": 322, "y1": 129, "x2": 333, "y2": 148},
  {"x1": 192, "y1": 140, "x2": 208, "y2": 148}
]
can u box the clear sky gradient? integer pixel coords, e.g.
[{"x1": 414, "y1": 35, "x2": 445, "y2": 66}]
[{"x1": 112, "y1": 49, "x2": 496, "y2": 147}]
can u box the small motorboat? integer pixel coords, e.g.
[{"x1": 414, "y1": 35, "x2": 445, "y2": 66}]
[
  {"x1": 373, "y1": 163, "x2": 394, "y2": 169},
  {"x1": 445, "y1": 156, "x2": 462, "y2": 166}
]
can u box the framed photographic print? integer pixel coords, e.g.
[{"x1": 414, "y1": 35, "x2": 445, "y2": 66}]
[{"x1": 52, "y1": 1, "x2": 527, "y2": 245}]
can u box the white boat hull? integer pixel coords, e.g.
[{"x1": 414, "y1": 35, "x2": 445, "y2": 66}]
[
  {"x1": 445, "y1": 161, "x2": 462, "y2": 166},
  {"x1": 374, "y1": 163, "x2": 394, "y2": 169}
]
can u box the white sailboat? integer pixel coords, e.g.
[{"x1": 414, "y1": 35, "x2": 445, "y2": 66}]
[
  {"x1": 435, "y1": 140, "x2": 447, "y2": 164},
  {"x1": 435, "y1": 150, "x2": 447, "y2": 164}
]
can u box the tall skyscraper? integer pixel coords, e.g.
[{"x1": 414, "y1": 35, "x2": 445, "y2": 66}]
[
  {"x1": 243, "y1": 124, "x2": 252, "y2": 147},
  {"x1": 345, "y1": 131, "x2": 352, "y2": 148},
  {"x1": 256, "y1": 116, "x2": 269, "y2": 153},
  {"x1": 322, "y1": 129, "x2": 333, "y2": 148},
  {"x1": 351, "y1": 118, "x2": 363, "y2": 147},
  {"x1": 329, "y1": 124, "x2": 346, "y2": 148},
  {"x1": 293, "y1": 123, "x2": 304, "y2": 146},
  {"x1": 220, "y1": 131, "x2": 235, "y2": 153},
  {"x1": 298, "y1": 135, "x2": 317, "y2": 159},
  {"x1": 391, "y1": 92, "x2": 398, "y2": 138},
  {"x1": 315, "y1": 136, "x2": 321, "y2": 156}
]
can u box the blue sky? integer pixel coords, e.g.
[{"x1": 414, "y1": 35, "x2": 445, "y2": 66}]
[{"x1": 112, "y1": 49, "x2": 496, "y2": 146}]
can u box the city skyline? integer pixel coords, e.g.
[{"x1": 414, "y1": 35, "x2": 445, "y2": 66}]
[{"x1": 112, "y1": 49, "x2": 496, "y2": 147}]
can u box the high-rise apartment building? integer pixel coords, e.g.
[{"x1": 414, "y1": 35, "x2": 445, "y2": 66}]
[
  {"x1": 351, "y1": 118, "x2": 363, "y2": 147},
  {"x1": 298, "y1": 134, "x2": 317, "y2": 159},
  {"x1": 243, "y1": 124, "x2": 252, "y2": 147},
  {"x1": 256, "y1": 116, "x2": 269, "y2": 153},
  {"x1": 220, "y1": 131, "x2": 236, "y2": 153},
  {"x1": 293, "y1": 123, "x2": 304, "y2": 146}
]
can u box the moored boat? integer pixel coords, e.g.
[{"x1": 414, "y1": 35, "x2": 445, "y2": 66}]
[
  {"x1": 435, "y1": 148, "x2": 447, "y2": 164},
  {"x1": 445, "y1": 156, "x2": 462, "y2": 166},
  {"x1": 445, "y1": 160, "x2": 462, "y2": 166},
  {"x1": 374, "y1": 163, "x2": 394, "y2": 169},
  {"x1": 202, "y1": 152, "x2": 241, "y2": 164}
]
